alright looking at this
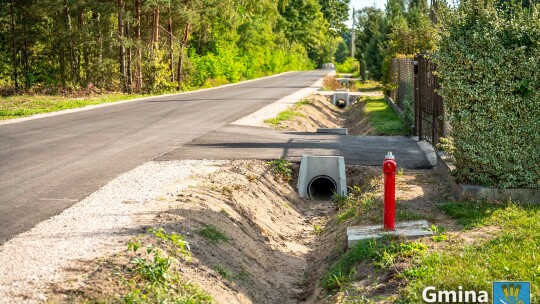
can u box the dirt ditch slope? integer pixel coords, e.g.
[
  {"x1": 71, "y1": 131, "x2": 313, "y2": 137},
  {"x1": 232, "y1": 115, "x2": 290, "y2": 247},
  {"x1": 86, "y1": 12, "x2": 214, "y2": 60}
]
[
  {"x1": 269, "y1": 94, "x2": 375, "y2": 135},
  {"x1": 45, "y1": 159, "x2": 459, "y2": 303}
]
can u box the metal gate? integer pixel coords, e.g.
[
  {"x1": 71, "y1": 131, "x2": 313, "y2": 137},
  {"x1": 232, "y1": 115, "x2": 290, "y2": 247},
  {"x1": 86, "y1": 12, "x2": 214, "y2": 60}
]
[{"x1": 414, "y1": 54, "x2": 445, "y2": 145}]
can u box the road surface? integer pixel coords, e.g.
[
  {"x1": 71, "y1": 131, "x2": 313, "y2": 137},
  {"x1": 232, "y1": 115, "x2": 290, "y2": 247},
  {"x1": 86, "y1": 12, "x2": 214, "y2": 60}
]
[
  {"x1": 0, "y1": 70, "x2": 327, "y2": 244},
  {"x1": 158, "y1": 124, "x2": 432, "y2": 168}
]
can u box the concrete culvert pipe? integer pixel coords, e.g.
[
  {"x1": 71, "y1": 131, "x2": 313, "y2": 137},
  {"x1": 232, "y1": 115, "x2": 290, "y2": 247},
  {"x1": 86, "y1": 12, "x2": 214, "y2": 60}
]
[
  {"x1": 336, "y1": 99, "x2": 347, "y2": 109},
  {"x1": 308, "y1": 175, "x2": 337, "y2": 201}
]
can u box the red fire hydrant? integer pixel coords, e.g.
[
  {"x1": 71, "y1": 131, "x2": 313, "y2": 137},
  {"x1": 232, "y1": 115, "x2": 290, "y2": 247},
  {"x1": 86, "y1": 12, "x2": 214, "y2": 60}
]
[{"x1": 383, "y1": 151, "x2": 397, "y2": 231}]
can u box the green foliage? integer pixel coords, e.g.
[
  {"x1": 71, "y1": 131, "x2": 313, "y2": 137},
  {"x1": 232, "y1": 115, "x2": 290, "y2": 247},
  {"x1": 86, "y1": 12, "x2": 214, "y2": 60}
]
[
  {"x1": 334, "y1": 38, "x2": 350, "y2": 64},
  {"x1": 198, "y1": 225, "x2": 229, "y2": 244},
  {"x1": 400, "y1": 91, "x2": 415, "y2": 128},
  {"x1": 336, "y1": 57, "x2": 359, "y2": 73},
  {"x1": 395, "y1": 209, "x2": 424, "y2": 221},
  {"x1": 355, "y1": 7, "x2": 387, "y2": 80},
  {"x1": 277, "y1": 0, "x2": 336, "y2": 64},
  {"x1": 211, "y1": 264, "x2": 232, "y2": 281},
  {"x1": 0, "y1": 0, "x2": 344, "y2": 95},
  {"x1": 434, "y1": 0, "x2": 540, "y2": 188},
  {"x1": 363, "y1": 97, "x2": 409, "y2": 135},
  {"x1": 313, "y1": 224, "x2": 325, "y2": 235},
  {"x1": 267, "y1": 158, "x2": 292, "y2": 180},
  {"x1": 354, "y1": 0, "x2": 437, "y2": 82},
  {"x1": 124, "y1": 228, "x2": 213, "y2": 303},
  {"x1": 149, "y1": 228, "x2": 191, "y2": 261},
  {"x1": 354, "y1": 80, "x2": 383, "y2": 92},
  {"x1": 322, "y1": 238, "x2": 427, "y2": 291},
  {"x1": 318, "y1": 0, "x2": 351, "y2": 35},
  {"x1": 264, "y1": 97, "x2": 312, "y2": 127},
  {"x1": 332, "y1": 186, "x2": 377, "y2": 223},
  {"x1": 436, "y1": 137, "x2": 456, "y2": 162},
  {"x1": 142, "y1": 49, "x2": 175, "y2": 94},
  {"x1": 264, "y1": 109, "x2": 303, "y2": 127}
]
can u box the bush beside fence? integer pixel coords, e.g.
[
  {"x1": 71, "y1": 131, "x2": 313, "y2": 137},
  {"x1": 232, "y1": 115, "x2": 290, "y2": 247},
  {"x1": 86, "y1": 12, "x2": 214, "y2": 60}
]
[{"x1": 434, "y1": 1, "x2": 540, "y2": 189}]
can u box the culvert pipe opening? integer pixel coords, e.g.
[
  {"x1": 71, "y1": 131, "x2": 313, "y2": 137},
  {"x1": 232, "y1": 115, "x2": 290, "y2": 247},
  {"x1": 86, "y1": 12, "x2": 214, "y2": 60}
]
[
  {"x1": 336, "y1": 99, "x2": 347, "y2": 109},
  {"x1": 308, "y1": 175, "x2": 337, "y2": 201}
]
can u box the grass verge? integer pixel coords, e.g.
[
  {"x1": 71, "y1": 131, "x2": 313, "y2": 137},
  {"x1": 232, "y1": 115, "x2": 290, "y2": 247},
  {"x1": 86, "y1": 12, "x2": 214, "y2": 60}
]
[
  {"x1": 363, "y1": 97, "x2": 409, "y2": 136},
  {"x1": 263, "y1": 98, "x2": 310, "y2": 127},
  {"x1": 323, "y1": 201, "x2": 540, "y2": 303},
  {"x1": 400, "y1": 202, "x2": 540, "y2": 303},
  {"x1": 0, "y1": 93, "x2": 147, "y2": 120},
  {"x1": 355, "y1": 81, "x2": 383, "y2": 92},
  {"x1": 322, "y1": 238, "x2": 427, "y2": 291}
]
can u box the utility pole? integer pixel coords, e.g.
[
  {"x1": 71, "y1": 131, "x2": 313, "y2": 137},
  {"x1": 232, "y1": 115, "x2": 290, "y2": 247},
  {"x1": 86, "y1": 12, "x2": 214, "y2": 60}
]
[{"x1": 351, "y1": 7, "x2": 356, "y2": 58}]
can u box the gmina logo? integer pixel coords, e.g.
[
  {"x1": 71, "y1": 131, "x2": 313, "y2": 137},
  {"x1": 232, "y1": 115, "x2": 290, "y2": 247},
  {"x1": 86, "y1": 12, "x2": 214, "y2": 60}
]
[{"x1": 493, "y1": 282, "x2": 530, "y2": 304}]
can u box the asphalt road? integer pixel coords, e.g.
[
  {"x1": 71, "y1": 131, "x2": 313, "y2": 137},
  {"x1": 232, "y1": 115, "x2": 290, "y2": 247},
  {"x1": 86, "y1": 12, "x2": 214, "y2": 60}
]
[
  {"x1": 0, "y1": 70, "x2": 328, "y2": 244},
  {"x1": 158, "y1": 124, "x2": 432, "y2": 169}
]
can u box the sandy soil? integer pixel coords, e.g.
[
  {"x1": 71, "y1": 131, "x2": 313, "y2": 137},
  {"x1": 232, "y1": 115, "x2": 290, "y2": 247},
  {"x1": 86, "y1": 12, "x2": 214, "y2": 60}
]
[{"x1": 44, "y1": 160, "x2": 349, "y2": 303}]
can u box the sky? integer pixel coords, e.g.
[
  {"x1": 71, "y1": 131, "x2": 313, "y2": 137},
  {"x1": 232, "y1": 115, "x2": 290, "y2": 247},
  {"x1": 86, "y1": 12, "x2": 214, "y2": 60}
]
[{"x1": 347, "y1": 0, "x2": 387, "y2": 27}]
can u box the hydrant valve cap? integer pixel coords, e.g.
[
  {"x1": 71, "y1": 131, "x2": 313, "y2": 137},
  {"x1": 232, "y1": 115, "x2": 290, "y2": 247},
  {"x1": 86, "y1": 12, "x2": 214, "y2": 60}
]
[{"x1": 385, "y1": 151, "x2": 395, "y2": 159}]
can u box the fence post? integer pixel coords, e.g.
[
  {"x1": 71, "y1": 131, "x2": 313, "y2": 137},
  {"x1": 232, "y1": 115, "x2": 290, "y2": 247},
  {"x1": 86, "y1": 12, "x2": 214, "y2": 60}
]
[{"x1": 414, "y1": 54, "x2": 422, "y2": 139}]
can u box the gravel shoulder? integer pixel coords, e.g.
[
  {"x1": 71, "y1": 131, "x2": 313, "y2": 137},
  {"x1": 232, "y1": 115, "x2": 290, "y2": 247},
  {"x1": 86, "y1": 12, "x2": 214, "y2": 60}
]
[{"x1": 0, "y1": 160, "x2": 224, "y2": 303}]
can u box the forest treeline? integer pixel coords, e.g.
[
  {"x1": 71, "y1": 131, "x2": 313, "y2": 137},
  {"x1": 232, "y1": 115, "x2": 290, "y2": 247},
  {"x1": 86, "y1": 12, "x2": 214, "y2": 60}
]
[{"x1": 0, "y1": 0, "x2": 350, "y2": 94}]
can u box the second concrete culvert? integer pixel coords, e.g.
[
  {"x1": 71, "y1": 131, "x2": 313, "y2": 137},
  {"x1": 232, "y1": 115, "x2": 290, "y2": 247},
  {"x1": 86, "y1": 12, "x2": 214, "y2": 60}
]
[
  {"x1": 308, "y1": 175, "x2": 337, "y2": 201},
  {"x1": 336, "y1": 99, "x2": 347, "y2": 109}
]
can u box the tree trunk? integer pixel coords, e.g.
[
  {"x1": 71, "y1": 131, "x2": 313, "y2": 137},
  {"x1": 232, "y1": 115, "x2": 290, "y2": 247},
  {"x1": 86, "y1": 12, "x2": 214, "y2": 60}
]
[
  {"x1": 64, "y1": 0, "x2": 75, "y2": 84},
  {"x1": 152, "y1": 6, "x2": 160, "y2": 50},
  {"x1": 10, "y1": 0, "x2": 18, "y2": 90},
  {"x1": 118, "y1": 0, "x2": 126, "y2": 92},
  {"x1": 77, "y1": 9, "x2": 84, "y2": 85},
  {"x1": 126, "y1": 20, "x2": 132, "y2": 92},
  {"x1": 177, "y1": 23, "x2": 191, "y2": 89},
  {"x1": 168, "y1": 6, "x2": 174, "y2": 82},
  {"x1": 135, "y1": 0, "x2": 142, "y2": 91},
  {"x1": 23, "y1": 19, "x2": 29, "y2": 90},
  {"x1": 83, "y1": 13, "x2": 90, "y2": 84}
]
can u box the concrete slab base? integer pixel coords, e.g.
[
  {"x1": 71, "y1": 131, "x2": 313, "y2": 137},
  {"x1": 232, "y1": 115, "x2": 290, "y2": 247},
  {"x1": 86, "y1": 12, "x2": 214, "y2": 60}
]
[
  {"x1": 347, "y1": 220, "x2": 433, "y2": 248},
  {"x1": 317, "y1": 128, "x2": 348, "y2": 135}
]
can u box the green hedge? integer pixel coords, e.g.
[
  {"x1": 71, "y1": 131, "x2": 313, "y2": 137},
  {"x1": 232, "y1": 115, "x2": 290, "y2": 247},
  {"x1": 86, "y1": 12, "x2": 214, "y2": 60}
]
[{"x1": 435, "y1": 1, "x2": 540, "y2": 189}]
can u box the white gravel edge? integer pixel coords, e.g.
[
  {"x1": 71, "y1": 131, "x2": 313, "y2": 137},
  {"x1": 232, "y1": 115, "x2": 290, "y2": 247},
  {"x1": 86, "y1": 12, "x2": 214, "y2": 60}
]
[
  {"x1": 0, "y1": 160, "x2": 225, "y2": 303},
  {"x1": 231, "y1": 70, "x2": 335, "y2": 127}
]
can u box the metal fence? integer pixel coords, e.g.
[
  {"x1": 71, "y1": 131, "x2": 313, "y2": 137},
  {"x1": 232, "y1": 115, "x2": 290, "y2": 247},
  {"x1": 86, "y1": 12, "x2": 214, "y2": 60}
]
[
  {"x1": 389, "y1": 58, "x2": 414, "y2": 111},
  {"x1": 414, "y1": 54, "x2": 447, "y2": 145}
]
